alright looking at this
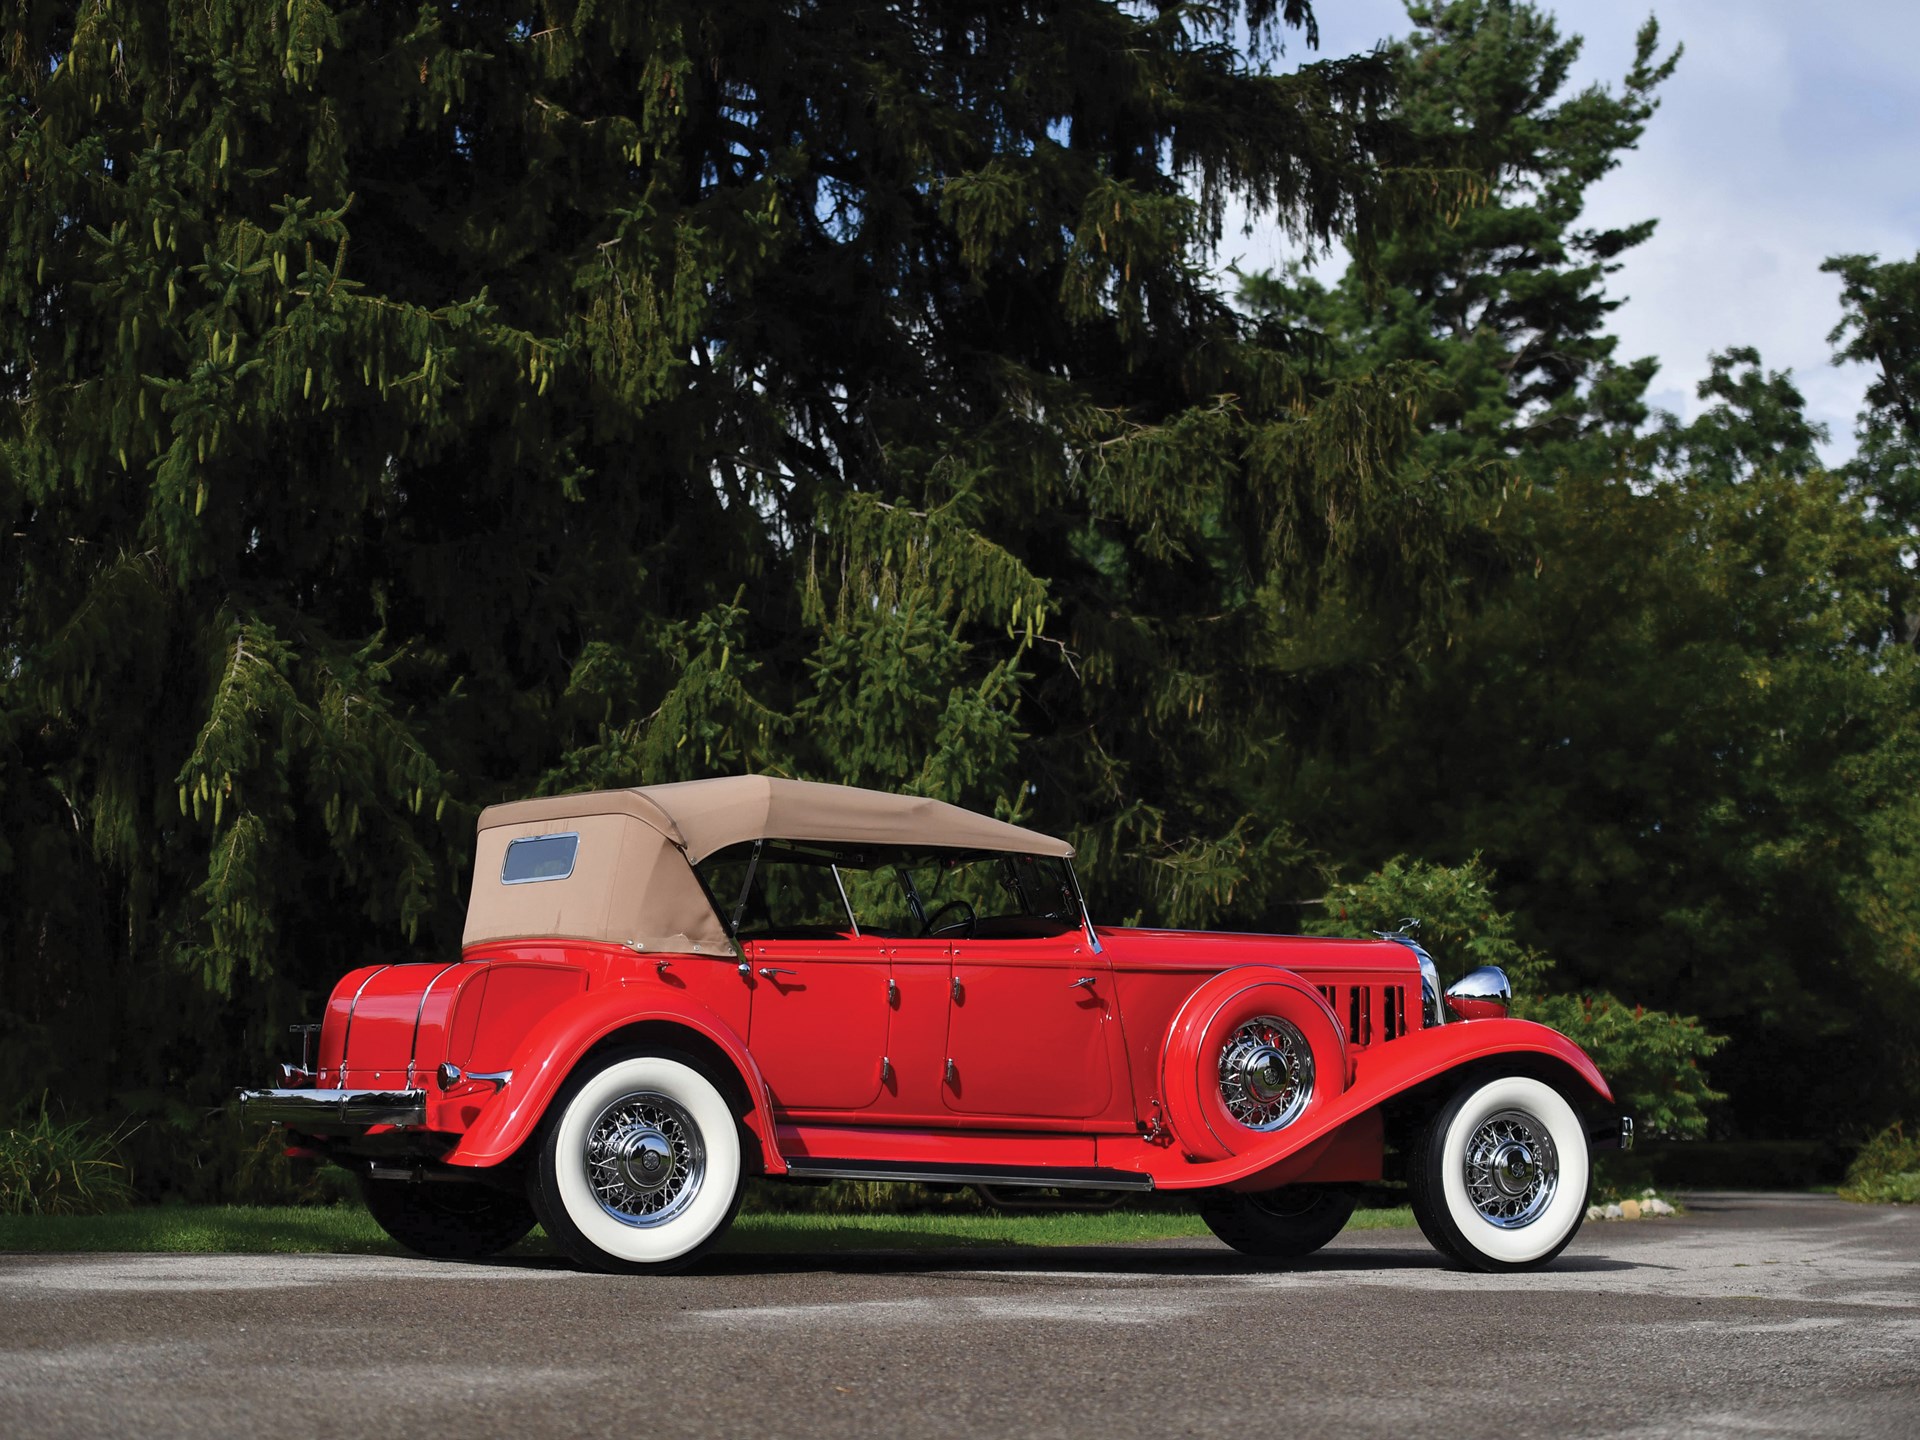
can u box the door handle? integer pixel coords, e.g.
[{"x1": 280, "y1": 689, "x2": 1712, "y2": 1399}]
[
  {"x1": 1069, "y1": 976, "x2": 1096, "y2": 990},
  {"x1": 758, "y1": 967, "x2": 797, "y2": 979}
]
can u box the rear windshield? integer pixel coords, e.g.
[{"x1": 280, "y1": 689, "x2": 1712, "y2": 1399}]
[
  {"x1": 501, "y1": 833, "x2": 579, "y2": 884},
  {"x1": 698, "y1": 843, "x2": 1080, "y2": 940}
]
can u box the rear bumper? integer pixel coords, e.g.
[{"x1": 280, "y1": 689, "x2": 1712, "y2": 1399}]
[{"x1": 237, "y1": 1088, "x2": 427, "y2": 1129}]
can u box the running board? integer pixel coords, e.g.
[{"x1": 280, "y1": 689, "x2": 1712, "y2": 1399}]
[{"x1": 782, "y1": 1158, "x2": 1154, "y2": 1192}]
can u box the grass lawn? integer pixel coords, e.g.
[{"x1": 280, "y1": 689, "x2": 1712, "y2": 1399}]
[{"x1": 0, "y1": 1203, "x2": 1415, "y2": 1257}]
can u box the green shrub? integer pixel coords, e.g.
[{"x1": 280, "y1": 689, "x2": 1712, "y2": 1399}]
[
  {"x1": 1311, "y1": 855, "x2": 1727, "y2": 1138},
  {"x1": 1840, "y1": 1123, "x2": 1920, "y2": 1204},
  {"x1": 0, "y1": 1102, "x2": 136, "y2": 1216},
  {"x1": 1520, "y1": 993, "x2": 1725, "y2": 1140},
  {"x1": 1309, "y1": 854, "x2": 1553, "y2": 994}
]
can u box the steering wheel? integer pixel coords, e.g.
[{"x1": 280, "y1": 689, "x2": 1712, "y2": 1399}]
[{"x1": 923, "y1": 899, "x2": 977, "y2": 937}]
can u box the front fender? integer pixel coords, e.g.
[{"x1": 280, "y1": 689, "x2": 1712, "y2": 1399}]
[
  {"x1": 443, "y1": 985, "x2": 785, "y2": 1174},
  {"x1": 1156, "y1": 1017, "x2": 1612, "y2": 1190}
]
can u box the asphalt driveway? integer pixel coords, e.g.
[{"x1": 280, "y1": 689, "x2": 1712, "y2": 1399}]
[{"x1": 3, "y1": 1192, "x2": 1917, "y2": 1439}]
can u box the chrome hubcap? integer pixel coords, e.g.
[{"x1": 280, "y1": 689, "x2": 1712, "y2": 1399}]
[
  {"x1": 1464, "y1": 1109, "x2": 1558, "y2": 1228},
  {"x1": 1219, "y1": 1017, "x2": 1313, "y2": 1130},
  {"x1": 607, "y1": 1125, "x2": 675, "y2": 1193},
  {"x1": 584, "y1": 1091, "x2": 704, "y2": 1227}
]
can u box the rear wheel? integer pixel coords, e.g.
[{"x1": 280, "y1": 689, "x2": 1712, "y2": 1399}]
[
  {"x1": 358, "y1": 1175, "x2": 537, "y2": 1260},
  {"x1": 1409, "y1": 1074, "x2": 1590, "y2": 1272},
  {"x1": 1198, "y1": 1184, "x2": 1358, "y2": 1259},
  {"x1": 532, "y1": 1051, "x2": 744, "y2": 1275}
]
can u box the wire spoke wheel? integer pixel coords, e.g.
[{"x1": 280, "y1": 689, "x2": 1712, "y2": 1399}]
[
  {"x1": 1462, "y1": 1108, "x2": 1559, "y2": 1228},
  {"x1": 583, "y1": 1090, "x2": 705, "y2": 1228},
  {"x1": 1410, "y1": 1074, "x2": 1591, "y2": 1272},
  {"x1": 535, "y1": 1052, "x2": 744, "y2": 1273},
  {"x1": 1218, "y1": 1015, "x2": 1314, "y2": 1130}
]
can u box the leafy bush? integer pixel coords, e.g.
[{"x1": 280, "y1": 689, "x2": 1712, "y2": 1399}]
[
  {"x1": 1310, "y1": 855, "x2": 1726, "y2": 1138},
  {"x1": 1520, "y1": 993, "x2": 1725, "y2": 1139},
  {"x1": 1308, "y1": 853, "x2": 1552, "y2": 993},
  {"x1": 1840, "y1": 1123, "x2": 1920, "y2": 1204},
  {"x1": 0, "y1": 1102, "x2": 135, "y2": 1216}
]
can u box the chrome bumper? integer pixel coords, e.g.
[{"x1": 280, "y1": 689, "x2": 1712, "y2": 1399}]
[
  {"x1": 1591, "y1": 1113, "x2": 1634, "y2": 1151},
  {"x1": 237, "y1": 1087, "x2": 427, "y2": 1129}
]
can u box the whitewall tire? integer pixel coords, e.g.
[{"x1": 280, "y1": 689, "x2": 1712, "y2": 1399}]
[
  {"x1": 533, "y1": 1052, "x2": 744, "y2": 1274},
  {"x1": 1410, "y1": 1074, "x2": 1590, "y2": 1272}
]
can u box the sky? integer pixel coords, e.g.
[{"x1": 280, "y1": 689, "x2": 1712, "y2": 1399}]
[{"x1": 1221, "y1": 0, "x2": 1920, "y2": 465}]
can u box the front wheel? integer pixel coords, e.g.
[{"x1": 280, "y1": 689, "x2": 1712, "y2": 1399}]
[
  {"x1": 358, "y1": 1175, "x2": 537, "y2": 1260},
  {"x1": 1409, "y1": 1074, "x2": 1591, "y2": 1272},
  {"x1": 532, "y1": 1051, "x2": 744, "y2": 1274},
  {"x1": 1198, "y1": 1184, "x2": 1357, "y2": 1258}
]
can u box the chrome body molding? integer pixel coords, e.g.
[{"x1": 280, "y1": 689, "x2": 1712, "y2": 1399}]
[
  {"x1": 1416, "y1": 951, "x2": 1443, "y2": 1027},
  {"x1": 1379, "y1": 933, "x2": 1446, "y2": 1027},
  {"x1": 337, "y1": 964, "x2": 394, "y2": 1081},
  {"x1": 237, "y1": 1087, "x2": 427, "y2": 1128},
  {"x1": 405, "y1": 961, "x2": 464, "y2": 1089}
]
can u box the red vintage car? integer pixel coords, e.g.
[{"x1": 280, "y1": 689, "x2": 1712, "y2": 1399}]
[{"x1": 241, "y1": 776, "x2": 1629, "y2": 1273}]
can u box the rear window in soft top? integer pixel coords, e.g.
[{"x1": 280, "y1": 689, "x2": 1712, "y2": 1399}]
[{"x1": 502, "y1": 833, "x2": 579, "y2": 884}]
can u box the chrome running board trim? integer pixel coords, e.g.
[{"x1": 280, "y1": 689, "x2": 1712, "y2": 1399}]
[{"x1": 783, "y1": 1158, "x2": 1153, "y2": 1191}]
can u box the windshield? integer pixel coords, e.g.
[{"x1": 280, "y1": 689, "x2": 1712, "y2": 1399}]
[{"x1": 697, "y1": 843, "x2": 1082, "y2": 940}]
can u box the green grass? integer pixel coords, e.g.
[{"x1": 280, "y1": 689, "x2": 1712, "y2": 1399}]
[
  {"x1": 0, "y1": 1106, "x2": 135, "y2": 1216},
  {"x1": 0, "y1": 1202, "x2": 1415, "y2": 1257}
]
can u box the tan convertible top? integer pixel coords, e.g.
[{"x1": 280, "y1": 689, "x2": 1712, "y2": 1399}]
[{"x1": 463, "y1": 775, "x2": 1073, "y2": 955}]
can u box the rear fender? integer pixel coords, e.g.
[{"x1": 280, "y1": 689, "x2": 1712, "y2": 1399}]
[
  {"x1": 443, "y1": 987, "x2": 784, "y2": 1174},
  {"x1": 1156, "y1": 1017, "x2": 1611, "y2": 1190}
]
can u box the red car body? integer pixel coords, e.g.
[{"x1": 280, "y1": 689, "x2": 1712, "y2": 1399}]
[{"x1": 243, "y1": 776, "x2": 1627, "y2": 1273}]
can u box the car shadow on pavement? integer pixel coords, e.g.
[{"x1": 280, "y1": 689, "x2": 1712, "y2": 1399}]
[
  {"x1": 675, "y1": 1244, "x2": 1646, "y2": 1279},
  {"x1": 437, "y1": 1241, "x2": 1647, "y2": 1278}
]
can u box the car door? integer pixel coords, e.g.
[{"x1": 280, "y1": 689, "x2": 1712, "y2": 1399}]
[
  {"x1": 744, "y1": 935, "x2": 893, "y2": 1113},
  {"x1": 941, "y1": 932, "x2": 1115, "y2": 1119}
]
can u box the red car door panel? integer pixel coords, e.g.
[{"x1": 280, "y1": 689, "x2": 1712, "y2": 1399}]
[
  {"x1": 746, "y1": 938, "x2": 891, "y2": 1112},
  {"x1": 943, "y1": 936, "x2": 1114, "y2": 1119}
]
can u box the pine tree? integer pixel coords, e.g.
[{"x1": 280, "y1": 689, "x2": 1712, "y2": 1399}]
[
  {"x1": 1825, "y1": 251, "x2": 1920, "y2": 639},
  {"x1": 1241, "y1": 0, "x2": 1678, "y2": 469},
  {"x1": 1231, "y1": 3, "x2": 1920, "y2": 1137},
  {"x1": 2, "y1": 2, "x2": 1495, "y2": 1186}
]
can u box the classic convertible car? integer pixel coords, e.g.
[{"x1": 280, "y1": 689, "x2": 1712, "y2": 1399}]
[{"x1": 241, "y1": 776, "x2": 1628, "y2": 1273}]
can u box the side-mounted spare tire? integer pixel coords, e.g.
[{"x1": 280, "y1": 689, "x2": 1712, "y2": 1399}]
[
  {"x1": 1160, "y1": 971, "x2": 1348, "y2": 1162},
  {"x1": 1408, "y1": 1072, "x2": 1591, "y2": 1272}
]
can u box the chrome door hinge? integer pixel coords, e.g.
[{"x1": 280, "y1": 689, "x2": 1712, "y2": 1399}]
[
  {"x1": 944, "y1": 1058, "x2": 958, "y2": 1085},
  {"x1": 950, "y1": 976, "x2": 963, "y2": 1003},
  {"x1": 887, "y1": 977, "x2": 899, "y2": 1007},
  {"x1": 881, "y1": 1057, "x2": 894, "y2": 1085},
  {"x1": 1141, "y1": 1098, "x2": 1170, "y2": 1145}
]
